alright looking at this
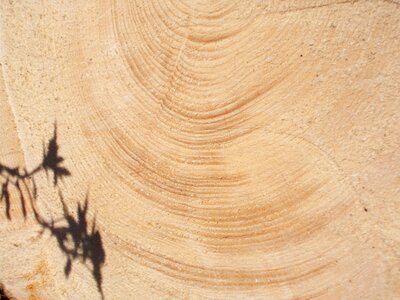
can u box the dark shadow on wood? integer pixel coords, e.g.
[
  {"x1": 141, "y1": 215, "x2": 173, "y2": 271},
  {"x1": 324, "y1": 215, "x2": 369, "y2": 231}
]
[
  {"x1": 0, "y1": 122, "x2": 105, "y2": 298},
  {"x1": 34, "y1": 191, "x2": 106, "y2": 298},
  {"x1": 42, "y1": 122, "x2": 71, "y2": 186},
  {"x1": 0, "y1": 282, "x2": 14, "y2": 300},
  {"x1": 0, "y1": 122, "x2": 70, "y2": 219}
]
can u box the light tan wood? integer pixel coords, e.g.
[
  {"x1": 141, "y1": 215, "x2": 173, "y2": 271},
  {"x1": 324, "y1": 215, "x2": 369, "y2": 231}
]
[{"x1": 0, "y1": 1, "x2": 399, "y2": 299}]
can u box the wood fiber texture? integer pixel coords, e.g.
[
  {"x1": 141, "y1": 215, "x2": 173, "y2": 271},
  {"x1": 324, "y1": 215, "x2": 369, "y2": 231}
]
[{"x1": 0, "y1": 1, "x2": 399, "y2": 299}]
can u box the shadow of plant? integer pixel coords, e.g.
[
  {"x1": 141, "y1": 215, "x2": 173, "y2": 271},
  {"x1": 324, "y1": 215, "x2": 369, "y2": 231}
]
[
  {"x1": 35, "y1": 191, "x2": 105, "y2": 298},
  {"x1": 0, "y1": 123, "x2": 70, "y2": 219},
  {"x1": 0, "y1": 123, "x2": 105, "y2": 298},
  {"x1": 42, "y1": 123, "x2": 71, "y2": 186}
]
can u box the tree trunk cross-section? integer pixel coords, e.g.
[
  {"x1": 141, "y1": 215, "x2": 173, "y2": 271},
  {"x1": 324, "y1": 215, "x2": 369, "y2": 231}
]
[{"x1": 0, "y1": 1, "x2": 399, "y2": 299}]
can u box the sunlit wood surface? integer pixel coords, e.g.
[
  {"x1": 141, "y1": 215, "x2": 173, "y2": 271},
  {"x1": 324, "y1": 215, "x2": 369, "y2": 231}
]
[{"x1": 1, "y1": 1, "x2": 399, "y2": 299}]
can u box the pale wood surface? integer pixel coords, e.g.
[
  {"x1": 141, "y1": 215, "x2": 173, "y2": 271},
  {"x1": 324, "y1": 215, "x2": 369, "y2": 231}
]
[{"x1": 0, "y1": 1, "x2": 399, "y2": 299}]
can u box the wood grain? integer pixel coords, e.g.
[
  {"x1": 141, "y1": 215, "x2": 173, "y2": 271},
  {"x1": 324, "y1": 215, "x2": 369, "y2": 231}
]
[{"x1": 0, "y1": 1, "x2": 399, "y2": 299}]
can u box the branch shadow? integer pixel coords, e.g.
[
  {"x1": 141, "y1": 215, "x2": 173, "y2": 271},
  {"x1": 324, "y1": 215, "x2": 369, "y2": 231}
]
[
  {"x1": 0, "y1": 122, "x2": 105, "y2": 298},
  {"x1": 42, "y1": 123, "x2": 71, "y2": 186},
  {"x1": 35, "y1": 191, "x2": 105, "y2": 298},
  {"x1": 0, "y1": 122, "x2": 70, "y2": 219}
]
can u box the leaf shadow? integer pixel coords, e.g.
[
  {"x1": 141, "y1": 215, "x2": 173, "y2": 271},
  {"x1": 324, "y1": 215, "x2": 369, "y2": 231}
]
[
  {"x1": 35, "y1": 191, "x2": 106, "y2": 298},
  {"x1": 0, "y1": 122, "x2": 105, "y2": 298}
]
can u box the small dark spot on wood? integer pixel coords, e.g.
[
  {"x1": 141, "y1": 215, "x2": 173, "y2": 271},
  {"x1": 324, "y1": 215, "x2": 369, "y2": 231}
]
[{"x1": 364, "y1": 207, "x2": 368, "y2": 212}]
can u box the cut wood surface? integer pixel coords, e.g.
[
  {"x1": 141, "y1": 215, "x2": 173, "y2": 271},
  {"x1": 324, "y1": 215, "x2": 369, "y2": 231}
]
[{"x1": 0, "y1": 1, "x2": 399, "y2": 299}]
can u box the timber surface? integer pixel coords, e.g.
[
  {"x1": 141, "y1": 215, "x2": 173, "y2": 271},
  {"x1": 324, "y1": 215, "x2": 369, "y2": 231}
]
[{"x1": 0, "y1": 1, "x2": 399, "y2": 299}]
